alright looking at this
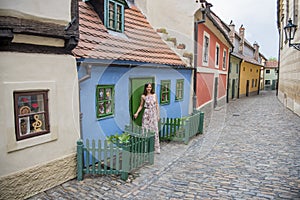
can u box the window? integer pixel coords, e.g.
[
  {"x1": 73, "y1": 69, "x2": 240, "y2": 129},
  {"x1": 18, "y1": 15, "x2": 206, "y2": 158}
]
[
  {"x1": 13, "y1": 90, "x2": 50, "y2": 141},
  {"x1": 105, "y1": 0, "x2": 124, "y2": 32},
  {"x1": 160, "y1": 80, "x2": 170, "y2": 105},
  {"x1": 252, "y1": 79, "x2": 255, "y2": 88},
  {"x1": 96, "y1": 85, "x2": 114, "y2": 118},
  {"x1": 203, "y1": 33, "x2": 210, "y2": 65},
  {"x1": 175, "y1": 79, "x2": 184, "y2": 101},
  {"x1": 265, "y1": 80, "x2": 271, "y2": 85},
  {"x1": 215, "y1": 43, "x2": 220, "y2": 67},
  {"x1": 236, "y1": 64, "x2": 239, "y2": 73},
  {"x1": 266, "y1": 69, "x2": 270, "y2": 74},
  {"x1": 255, "y1": 79, "x2": 258, "y2": 87},
  {"x1": 222, "y1": 49, "x2": 227, "y2": 70}
]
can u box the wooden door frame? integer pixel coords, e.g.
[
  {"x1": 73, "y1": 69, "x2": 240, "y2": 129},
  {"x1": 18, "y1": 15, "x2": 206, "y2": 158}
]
[{"x1": 129, "y1": 77, "x2": 155, "y2": 126}]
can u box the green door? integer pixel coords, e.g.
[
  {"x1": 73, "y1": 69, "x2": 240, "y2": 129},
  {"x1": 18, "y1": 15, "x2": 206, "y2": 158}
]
[{"x1": 130, "y1": 77, "x2": 154, "y2": 127}]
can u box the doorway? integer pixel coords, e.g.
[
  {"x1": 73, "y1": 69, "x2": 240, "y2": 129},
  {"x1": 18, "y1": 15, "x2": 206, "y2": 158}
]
[
  {"x1": 130, "y1": 77, "x2": 154, "y2": 127},
  {"x1": 232, "y1": 79, "x2": 235, "y2": 99},
  {"x1": 214, "y1": 77, "x2": 218, "y2": 108},
  {"x1": 246, "y1": 80, "x2": 250, "y2": 97}
]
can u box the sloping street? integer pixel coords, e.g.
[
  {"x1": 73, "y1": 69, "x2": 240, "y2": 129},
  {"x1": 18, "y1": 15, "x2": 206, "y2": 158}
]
[{"x1": 30, "y1": 91, "x2": 300, "y2": 200}]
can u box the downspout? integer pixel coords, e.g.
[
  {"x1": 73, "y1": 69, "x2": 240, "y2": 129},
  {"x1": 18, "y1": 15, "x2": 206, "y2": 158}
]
[
  {"x1": 226, "y1": 48, "x2": 233, "y2": 103},
  {"x1": 78, "y1": 64, "x2": 92, "y2": 139},
  {"x1": 193, "y1": 4, "x2": 210, "y2": 112},
  {"x1": 276, "y1": 29, "x2": 281, "y2": 96},
  {"x1": 257, "y1": 65, "x2": 262, "y2": 95},
  {"x1": 237, "y1": 59, "x2": 243, "y2": 98}
]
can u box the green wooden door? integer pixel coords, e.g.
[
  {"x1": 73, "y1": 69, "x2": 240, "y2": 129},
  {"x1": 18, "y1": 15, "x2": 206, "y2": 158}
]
[{"x1": 130, "y1": 77, "x2": 154, "y2": 127}]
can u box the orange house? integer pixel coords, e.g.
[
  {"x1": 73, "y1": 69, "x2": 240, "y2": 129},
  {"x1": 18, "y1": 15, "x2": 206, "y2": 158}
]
[{"x1": 195, "y1": 10, "x2": 232, "y2": 111}]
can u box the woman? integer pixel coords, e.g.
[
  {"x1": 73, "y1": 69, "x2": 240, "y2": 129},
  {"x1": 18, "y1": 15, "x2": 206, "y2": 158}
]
[{"x1": 134, "y1": 83, "x2": 160, "y2": 154}]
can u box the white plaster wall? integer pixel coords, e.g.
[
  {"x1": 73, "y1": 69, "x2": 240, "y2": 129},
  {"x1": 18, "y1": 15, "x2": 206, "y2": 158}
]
[
  {"x1": 0, "y1": 52, "x2": 80, "y2": 176},
  {"x1": 0, "y1": 0, "x2": 72, "y2": 25},
  {"x1": 135, "y1": 0, "x2": 201, "y2": 54}
]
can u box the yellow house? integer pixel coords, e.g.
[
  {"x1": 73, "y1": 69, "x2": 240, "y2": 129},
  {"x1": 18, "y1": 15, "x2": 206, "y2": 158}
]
[
  {"x1": 239, "y1": 60, "x2": 262, "y2": 97},
  {"x1": 229, "y1": 25, "x2": 266, "y2": 98}
]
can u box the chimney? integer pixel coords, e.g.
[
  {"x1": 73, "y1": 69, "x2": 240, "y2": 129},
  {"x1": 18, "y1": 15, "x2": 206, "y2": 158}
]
[
  {"x1": 228, "y1": 20, "x2": 235, "y2": 45},
  {"x1": 238, "y1": 25, "x2": 245, "y2": 54},
  {"x1": 253, "y1": 42, "x2": 260, "y2": 61}
]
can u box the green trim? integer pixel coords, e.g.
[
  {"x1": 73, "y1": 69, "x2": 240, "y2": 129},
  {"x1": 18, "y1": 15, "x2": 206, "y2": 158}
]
[
  {"x1": 160, "y1": 80, "x2": 171, "y2": 105},
  {"x1": 175, "y1": 79, "x2": 184, "y2": 101},
  {"x1": 96, "y1": 85, "x2": 115, "y2": 119},
  {"x1": 105, "y1": 0, "x2": 125, "y2": 32}
]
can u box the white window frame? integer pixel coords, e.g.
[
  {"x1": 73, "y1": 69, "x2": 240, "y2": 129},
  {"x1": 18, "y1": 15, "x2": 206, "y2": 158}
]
[
  {"x1": 202, "y1": 32, "x2": 210, "y2": 66},
  {"x1": 222, "y1": 49, "x2": 227, "y2": 70},
  {"x1": 215, "y1": 43, "x2": 220, "y2": 68}
]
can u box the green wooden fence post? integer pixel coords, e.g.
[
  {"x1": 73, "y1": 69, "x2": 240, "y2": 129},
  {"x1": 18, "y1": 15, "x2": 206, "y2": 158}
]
[
  {"x1": 77, "y1": 139, "x2": 83, "y2": 181},
  {"x1": 121, "y1": 144, "x2": 130, "y2": 181},
  {"x1": 184, "y1": 119, "x2": 190, "y2": 145}
]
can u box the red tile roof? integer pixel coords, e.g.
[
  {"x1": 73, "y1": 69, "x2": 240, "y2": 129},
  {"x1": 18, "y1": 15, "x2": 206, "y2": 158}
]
[
  {"x1": 73, "y1": 2, "x2": 186, "y2": 67},
  {"x1": 265, "y1": 61, "x2": 278, "y2": 68}
]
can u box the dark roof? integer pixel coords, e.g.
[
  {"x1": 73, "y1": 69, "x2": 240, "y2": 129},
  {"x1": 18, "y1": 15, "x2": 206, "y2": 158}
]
[
  {"x1": 231, "y1": 52, "x2": 264, "y2": 66},
  {"x1": 73, "y1": 2, "x2": 186, "y2": 67}
]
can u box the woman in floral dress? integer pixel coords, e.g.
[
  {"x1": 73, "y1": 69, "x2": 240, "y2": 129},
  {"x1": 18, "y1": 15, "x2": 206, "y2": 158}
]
[{"x1": 133, "y1": 83, "x2": 160, "y2": 154}]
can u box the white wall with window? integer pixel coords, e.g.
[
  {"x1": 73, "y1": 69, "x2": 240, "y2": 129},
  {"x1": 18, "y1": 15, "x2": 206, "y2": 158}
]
[{"x1": 0, "y1": 52, "x2": 80, "y2": 189}]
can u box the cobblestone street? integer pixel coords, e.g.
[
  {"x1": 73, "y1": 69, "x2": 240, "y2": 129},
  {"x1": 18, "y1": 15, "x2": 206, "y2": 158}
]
[{"x1": 29, "y1": 91, "x2": 300, "y2": 200}]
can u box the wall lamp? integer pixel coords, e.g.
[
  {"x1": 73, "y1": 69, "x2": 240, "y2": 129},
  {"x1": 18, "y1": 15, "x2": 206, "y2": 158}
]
[{"x1": 284, "y1": 18, "x2": 300, "y2": 51}]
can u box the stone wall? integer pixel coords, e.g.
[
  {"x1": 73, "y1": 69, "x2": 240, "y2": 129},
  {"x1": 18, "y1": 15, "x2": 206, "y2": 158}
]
[{"x1": 0, "y1": 153, "x2": 77, "y2": 200}]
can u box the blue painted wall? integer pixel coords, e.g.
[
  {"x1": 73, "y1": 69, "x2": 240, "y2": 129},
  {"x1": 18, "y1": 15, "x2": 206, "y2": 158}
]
[{"x1": 78, "y1": 64, "x2": 192, "y2": 141}]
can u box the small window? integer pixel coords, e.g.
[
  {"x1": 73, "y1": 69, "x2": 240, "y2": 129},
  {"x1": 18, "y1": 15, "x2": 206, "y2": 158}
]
[
  {"x1": 266, "y1": 69, "x2": 270, "y2": 74},
  {"x1": 160, "y1": 80, "x2": 170, "y2": 105},
  {"x1": 13, "y1": 90, "x2": 50, "y2": 141},
  {"x1": 265, "y1": 80, "x2": 271, "y2": 85},
  {"x1": 96, "y1": 85, "x2": 114, "y2": 118},
  {"x1": 105, "y1": 0, "x2": 124, "y2": 32},
  {"x1": 215, "y1": 43, "x2": 220, "y2": 67},
  {"x1": 203, "y1": 34, "x2": 210, "y2": 65},
  {"x1": 175, "y1": 79, "x2": 184, "y2": 101},
  {"x1": 222, "y1": 49, "x2": 227, "y2": 70}
]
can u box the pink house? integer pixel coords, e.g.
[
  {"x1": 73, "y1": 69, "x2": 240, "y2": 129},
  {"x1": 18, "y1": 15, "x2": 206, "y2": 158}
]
[{"x1": 195, "y1": 10, "x2": 233, "y2": 111}]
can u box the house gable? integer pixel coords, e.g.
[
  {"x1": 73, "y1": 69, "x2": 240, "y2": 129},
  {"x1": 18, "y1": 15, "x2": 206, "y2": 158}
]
[{"x1": 73, "y1": 2, "x2": 186, "y2": 67}]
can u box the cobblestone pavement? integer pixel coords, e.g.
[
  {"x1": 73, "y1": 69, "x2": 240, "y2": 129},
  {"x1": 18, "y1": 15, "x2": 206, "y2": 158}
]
[{"x1": 29, "y1": 91, "x2": 300, "y2": 200}]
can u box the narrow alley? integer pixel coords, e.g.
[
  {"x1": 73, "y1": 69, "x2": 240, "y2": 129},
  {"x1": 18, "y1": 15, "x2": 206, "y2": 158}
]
[{"x1": 30, "y1": 91, "x2": 300, "y2": 200}]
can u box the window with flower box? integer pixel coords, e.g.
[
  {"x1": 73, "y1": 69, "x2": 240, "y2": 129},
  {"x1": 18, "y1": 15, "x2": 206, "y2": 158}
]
[
  {"x1": 13, "y1": 90, "x2": 50, "y2": 141},
  {"x1": 96, "y1": 85, "x2": 114, "y2": 118},
  {"x1": 160, "y1": 80, "x2": 170, "y2": 105}
]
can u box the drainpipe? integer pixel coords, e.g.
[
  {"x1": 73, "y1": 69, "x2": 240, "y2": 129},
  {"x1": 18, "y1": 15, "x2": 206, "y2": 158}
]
[
  {"x1": 78, "y1": 64, "x2": 92, "y2": 139},
  {"x1": 193, "y1": 1, "x2": 212, "y2": 112},
  {"x1": 276, "y1": 29, "x2": 281, "y2": 96},
  {"x1": 226, "y1": 48, "x2": 233, "y2": 103},
  {"x1": 237, "y1": 59, "x2": 243, "y2": 98}
]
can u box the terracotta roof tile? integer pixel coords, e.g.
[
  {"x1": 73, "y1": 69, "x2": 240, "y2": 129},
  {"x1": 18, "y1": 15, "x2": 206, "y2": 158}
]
[{"x1": 73, "y1": 2, "x2": 185, "y2": 67}]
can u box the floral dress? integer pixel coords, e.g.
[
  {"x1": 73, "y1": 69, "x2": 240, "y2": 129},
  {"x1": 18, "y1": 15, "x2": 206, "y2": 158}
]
[{"x1": 142, "y1": 94, "x2": 160, "y2": 153}]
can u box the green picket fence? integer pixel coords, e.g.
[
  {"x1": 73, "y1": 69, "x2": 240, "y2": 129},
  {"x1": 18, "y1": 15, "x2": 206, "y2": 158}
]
[
  {"x1": 159, "y1": 111, "x2": 204, "y2": 144},
  {"x1": 77, "y1": 130, "x2": 155, "y2": 181}
]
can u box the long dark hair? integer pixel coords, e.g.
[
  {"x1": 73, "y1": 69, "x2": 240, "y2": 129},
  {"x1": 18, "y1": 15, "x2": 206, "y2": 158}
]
[{"x1": 143, "y1": 83, "x2": 155, "y2": 95}]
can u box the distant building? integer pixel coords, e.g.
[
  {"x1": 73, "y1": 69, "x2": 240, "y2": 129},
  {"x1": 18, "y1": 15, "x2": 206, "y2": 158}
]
[{"x1": 264, "y1": 61, "x2": 278, "y2": 90}]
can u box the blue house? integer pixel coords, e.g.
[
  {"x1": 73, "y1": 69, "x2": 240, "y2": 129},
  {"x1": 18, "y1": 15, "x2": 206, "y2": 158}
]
[{"x1": 73, "y1": 1, "x2": 193, "y2": 141}]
